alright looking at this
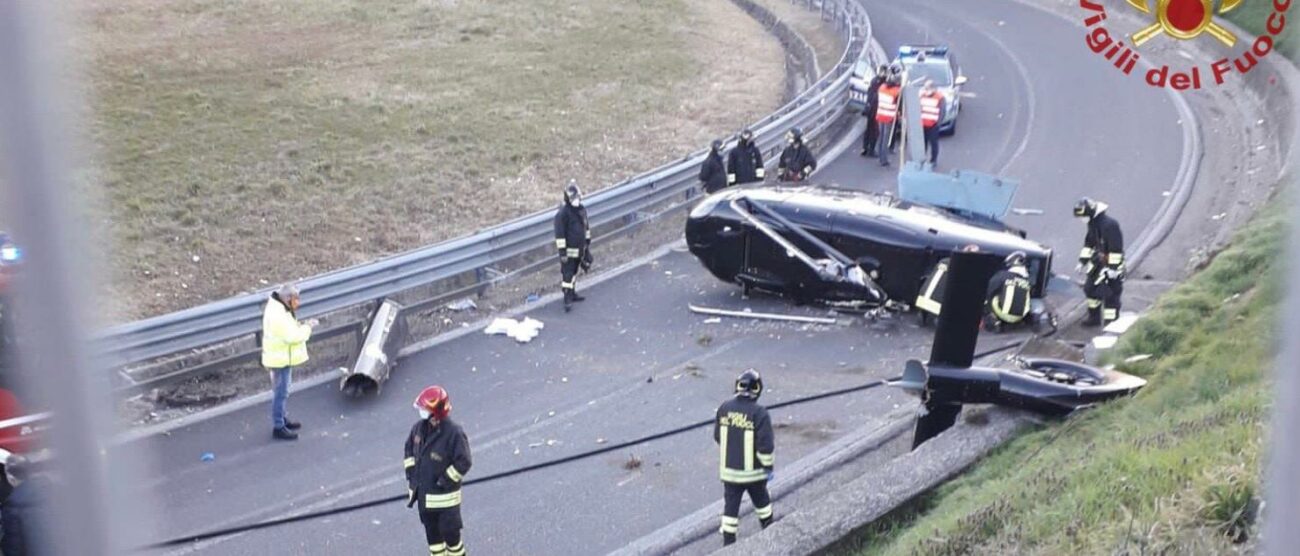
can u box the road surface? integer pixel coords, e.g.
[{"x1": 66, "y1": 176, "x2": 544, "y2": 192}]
[{"x1": 125, "y1": 0, "x2": 1186, "y2": 553}]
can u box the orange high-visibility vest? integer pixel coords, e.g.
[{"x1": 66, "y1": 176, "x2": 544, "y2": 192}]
[
  {"x1": 875, "y1": 85, "x2": 900, "y2": 123},
  {"x1": 920, "y1": 91, "x2": 943, "y2": 128}
]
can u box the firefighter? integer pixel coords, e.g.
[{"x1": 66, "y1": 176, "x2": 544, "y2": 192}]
[
  {"x1": 714, "y1": 369, "x2": 774, "y2": 546},
  {"x1": 915, "y1": 245, "x2": 980, "y2": 326},
  {"x1": 860, "y1": 64, "x2": 888, "y2": 156},
  {"x1": 726, "y1": 129, "x2": 765, "y2": 186},
  {"x1": 553, "y1": 181, "x2": 592, "y2": 313},
  {"x1": 699, "y1": 140, "x2": 727, "y2": 194},
  {"x1": 405, "y1": 385, "x2": 472, "y2": 556},
  {"x1": 777, "y1": 128, "x2": 816, "y2": 182},
  {"x1": 918, "y1": 80, "x2": 945, "y2": 165},
  {"x1": 1074, "y1": 197, "x2": 1125, "y2": 326},
  {"x1": 983, "y1": 251, "x2": 1032, "y2": 332},
  {"x1": 875, "y1": 64, "x2": 902, "y2": 167}
]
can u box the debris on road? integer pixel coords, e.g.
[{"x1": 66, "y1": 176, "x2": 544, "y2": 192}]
[
  {"x1": 485, "y1": 317, "x2": 545, "y2": 343},
  {"x1": 200, "y1": 452, "x2": 215, "y2": 462},
  {"x1": 623, "y1": 454, "x2": 643, "y2": 470},
  {"x1": 702, "y1": 317, "x2": 722, "y2": 324},
  {"x1": 689, "y1": 304, "x2": 839, "y2": 325},
  {"x1": 446, "y1": 298, "x2": 478, "y2": 312}
]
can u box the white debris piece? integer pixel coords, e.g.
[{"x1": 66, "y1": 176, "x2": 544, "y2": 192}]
[
  {"x1": 484, "y1": 317, "x2": 546, "y2": 343},
  {"x1": 1103, "y1": 312, "x2": 1140, "y2": 335},
  {"x1": 446, "y1": 298, "x2": 478, "y2": 312}
]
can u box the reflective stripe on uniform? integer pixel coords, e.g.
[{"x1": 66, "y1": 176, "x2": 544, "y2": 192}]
[
  {"x1": 403, "y1": 457, "x2": 415, "y2": 469},
  {"x1": 1108, "y1": 252, "x2": 1124, "y2": 265},
  {"x1": 555, "y1": 238, "x2": 567, "y2": 249},
  {"x1": 755, "y1": 504, "x2": 773, "y2": 520},
  {"x1": 561, "y1": 281, "x2": 575, "y2": 289},
  {"x1": 447, "y1": 541, "x2": 465, "y2": 556},
  {"x1": 1103, "y1": 308, "x2": 1118, "y2": 320},
  {"x1": 430, "y1": 542, "x2": 447, "y2": 556},
  {"x1": 720, "y1": 516, "x2": 740, "y2": 534},
  {"x1": 876, "y1": 89, "x2": 898, "y2": 122},
  {"x1": 1086, "y1": 298, "x2": 1102, "y2": 308},
  {"x1": 586, "y1": 230, "x2": 592, "y2": 239},
  {"x1": 721, "y1": 467, "x2": 768, "y2": 483},
  {"x1": 991, "y1": 283, "x2": 1026, "y2": 324},
  {"x1": 755, "y1": 168, "x2": 766, "y2": 178},
  {"x1": 915, "y1": 264, "x2": 947, "y2": 315},
  {"x1": 424, "y1": 491, "x2": 462, "y2": 509},
  {"x1": 566, "y1": 248, "x2": 581, "y2": 258},
  {"x1": 727, "y1": 173, "x2": 736, "y2": 184},
  {"x1": 920, "y1": 93, "x2": 941, "y2": 127},
  {"x1": 446, "y1": 466, "x2": 462, "y2": 483},
  {"x1": 743, "y1": 430, "x2": 754, "y2": 472},
  {"x1": 1079, "y1": 247, "x2": 1094, "y2": 260},
  {"x1": 756, "y1": 451, "x2": 774, "y2": 467},
  {"x1": 718, "y1": 426, "x2": 728, "y2": 480}
]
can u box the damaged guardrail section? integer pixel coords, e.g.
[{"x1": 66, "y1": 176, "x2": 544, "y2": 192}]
[{"x1": 102, "y1": 0, "x2": 883, "y2": 395}]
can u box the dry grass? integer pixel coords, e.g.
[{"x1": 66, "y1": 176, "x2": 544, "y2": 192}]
[
  {"x1": 75, "y1": 0, "x2": 791, "y2": 320},
  {"x1": 753, "y1": 0, "x2": 848, "y2": 71}
]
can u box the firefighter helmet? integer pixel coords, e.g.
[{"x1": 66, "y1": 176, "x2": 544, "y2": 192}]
[
  {"x1": 564, "y1": 180, "x2": 583, "y2": 207},
  {"x1": 740, "y1": 128, "x2": 754, "y2": 143},
  {"x1": 414, "y1": 385, "x2": 452, "y2": 420},
  {"x1": 1073, "y1": 197, "x2": 1098, "y2": 219},
  {"x1": 789, "y1": 127, "x2": 804, "y2": 143},
  {"x1": 711, "y1": 139, "x2": 722, "y2": 153},
  {"x1": 1004, "y1": 250, "x2": 1027, "y2": 268},
  {"x1": 735, "y1": 369, "x2": 763, "y2": 399}
]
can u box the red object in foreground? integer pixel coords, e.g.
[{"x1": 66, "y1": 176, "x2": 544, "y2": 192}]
[{"x1": 0, "y1": 388, "x2": 35, "y2": 454}]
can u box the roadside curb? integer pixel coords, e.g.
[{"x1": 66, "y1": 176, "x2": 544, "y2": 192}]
[
  {"x1": 613, "y1": 409, "x2": 915, "y2": 556},
  {"x1": 719, "y1": 407, "x2": 1036, "y2": 556}
]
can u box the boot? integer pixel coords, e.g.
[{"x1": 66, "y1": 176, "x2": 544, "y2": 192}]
[
  {"x1": 1082, "y1": 309, "x2": 1102, "y2": 327},
  {"x1": 760, "y1": 516, "x2": 773, "y2": 529},
  {"x1": 284, "y1": 418, "x2": 302, "y2": 430},
  {"x1": 563, "y1": 290, "x2": 573, "y2": 313},
  {"x1": 571, "y1": 290, "x2": 586, "y2": 302},
  {"x1": 273, "y1": 427, "x2": 298, "y2": 441},
  {"x1": 722, "y1": 533, "x2": 736, "y2": 547}
]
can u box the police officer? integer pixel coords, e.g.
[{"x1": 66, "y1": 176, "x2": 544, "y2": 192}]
[
  {"x1": 726, "y1": 129, "x2": 765, "y2": 186},
  {"x1": 553, "y1": 181, "x2": 592, "y2": 312},
  {"x1": 860, "y1": 64, "x2": 888, "y2": 156},
  {"x1": 699, "y1": 140, "x2": 727, "y2": 194},
  {"x1": 714, "y1": 369, "x2": 774, "y2": 546},
  {"x1": 406, "y1": 385, "x2": 472, "y2": 556},
  {"x1": 983, "y1": 251, "x2": 1032, "y2": 332},
  {"x1": 1074, "y1": 198, "x2": 1125, "y2": 326},
  {"x1": 875, "y1": 64, "x2": 902, "y2": 167},
  {"x1": 918, "y1": 80, "x2": 946, "y2": 165},
  {"x1": 777, "y1": 128, "x2": 816, "y2": 182}
]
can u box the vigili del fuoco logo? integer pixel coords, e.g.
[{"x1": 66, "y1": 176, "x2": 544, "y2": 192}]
[{"x1": 1080, "y1": 0, "x2": 1291, "y2": 89}]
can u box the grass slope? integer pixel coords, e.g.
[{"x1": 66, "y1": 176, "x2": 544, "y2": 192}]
[{"x1": 833, "y1": 198, "x2": 1288, "y2": 555}]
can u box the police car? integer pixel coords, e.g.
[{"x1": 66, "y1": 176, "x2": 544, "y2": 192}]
[
  {"x1": 848, "y1": 58, "x2": 879, "y2": 110},
  {"x1": 895, "y1": 45, "x2": 967, "y2": 135}
]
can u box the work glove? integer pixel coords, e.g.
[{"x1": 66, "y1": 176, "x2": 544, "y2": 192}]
[
  {"x1": 405, "y1": 488, "x2": 416, "y2": 508},
  {"x1": 1073, "y1": 262, "x2": 1086, "y2": 274},
  {"x1": 304, "y1": 318, "x2": 320, "y2": 328},
  {"x1": 581, "y1": 251, "x2": 593, "y2": 272},
  {"x1": 1102, "y1": 267, "x2": 1122, "y2": 281},
  {"x1": 766, "y1": 469, "x2": 776, "y2": 482}
]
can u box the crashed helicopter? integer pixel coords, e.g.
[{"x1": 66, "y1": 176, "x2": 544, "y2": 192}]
[
  {"x1": 890, "y1": 251, "x2": 1147, "y2": 447},
  {"x1": 684, "y1": 184, "x2": 1052, "y2": 310}
]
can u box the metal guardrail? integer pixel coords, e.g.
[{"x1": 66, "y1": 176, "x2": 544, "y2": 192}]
[{"x1": 101, "y1": 0, "x2": 881, "y2": 388}]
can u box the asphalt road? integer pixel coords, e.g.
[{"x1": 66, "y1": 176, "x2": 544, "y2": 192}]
[{"x1": 125, "y1": 0, "x2": 1186, "y2": 554}]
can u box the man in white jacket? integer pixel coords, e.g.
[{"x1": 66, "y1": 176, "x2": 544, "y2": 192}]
[{"x1": 261, "y1": 284, "x2": 317, "y2": 440}]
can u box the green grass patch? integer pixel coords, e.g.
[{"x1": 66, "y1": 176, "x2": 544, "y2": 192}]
[
  {"x1": 1225, "y1": 0, "x2": 1298, "y2": 61},
  {"x1": 829, "y1": 195, "x2": 1289, "y2": 555}
]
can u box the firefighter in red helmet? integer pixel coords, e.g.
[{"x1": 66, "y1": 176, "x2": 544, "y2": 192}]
[{"x1": 405, "y1": 386, "x2": 472, "y2": 556}]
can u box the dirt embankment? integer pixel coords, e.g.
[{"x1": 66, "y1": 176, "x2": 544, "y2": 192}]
[{"x1": 77, "y1": 0, "x2": 787, "y2": 321}]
